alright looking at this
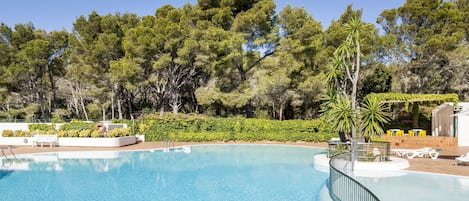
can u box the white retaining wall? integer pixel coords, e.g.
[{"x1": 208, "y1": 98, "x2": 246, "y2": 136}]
[
  {"x1": 0, "y1": 136, "x2": 136, "y2": 147},
  {"x1": 0, "y1": 122, "x2": 135, "y2": 147}
]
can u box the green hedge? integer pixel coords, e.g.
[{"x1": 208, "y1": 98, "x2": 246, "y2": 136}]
[
  {"x1": 28, "y1": 124, "x2": 56, "y2": 132},
  {"x1": 132, "y1": 113, "x2": 334, "y2": 142},
  {"x1": 59, "y1": 120, "x2": 95, "y2": 131},
  {"x1": 2, "y1": 130, "x2": 32, "y2": 137}
]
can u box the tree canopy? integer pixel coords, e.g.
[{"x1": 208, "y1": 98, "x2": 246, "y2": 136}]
[{"x1": 0, "y1": 0, "x2": 468, "y2": 121}]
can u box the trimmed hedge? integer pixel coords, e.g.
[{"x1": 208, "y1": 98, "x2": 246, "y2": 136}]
[
  {"x1": 2, "y1": 120, "x2": 129, "y2": 138},
  {"x1": 59, "y1": 120, "x2": 95, "y2": 131},
  {"x1": 131, "y1": 113, "x2": 334, "y2": 142},
  {"x1": 29, "y1": 124, "x2": 56, "y2": 132},
  {"x1": 2, "y1": 130, "x2": 31, "y2": 137}
]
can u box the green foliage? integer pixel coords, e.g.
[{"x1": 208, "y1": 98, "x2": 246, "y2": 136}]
[
  {"x1": 378, "y1": 0, "x2": 468, "y2": 94},
  {"x1": 365, "y1": 93, "x2": 459, "y2": 104},
  {"x1": 79, "y1": 129, "x2": 92, "y2": 137},
  {"x1": 13, "y1": 130, "x2": 31, "y2": 137},
  {"x1": 1, "y1": 0, "x2": 467, "y2": 122},
  {"x1": 2, "y1": 130, "x2": 14, "y2": 137},
  {"x1": 57, "y1": 130, "x2": 67, "y2": 137},
  {"x1": 28, "y1": 124, "x2": 56, "y2": 132},
  {"x1": 138, "y1": 113, "x2": 334, "y2": 142},
  {"x1": 64, "y1": 130, "x2": 80, "y2": 137},
  {"x1": 91, "y1": 130, "x2": 104, "y2": 138},
  {"x1": 106, "y1": 128, "x2": 131, "y2": 138},
  {"x1": 59, "y1": 120, "x2": 96, "y2": 131},
  {"x1": 321, "y1": 95, "x2": 356, "y2": 134},
  {"x1": 360, "y1": 96, "x2": 391, "y2": 139},
  {"x1": 2, "y1": 130, "x2": 32, "y2": 137}
]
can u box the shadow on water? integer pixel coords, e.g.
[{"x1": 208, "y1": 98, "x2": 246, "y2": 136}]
[{"x1": 0, "y1": 170, "x2": 14, "y2": 179}]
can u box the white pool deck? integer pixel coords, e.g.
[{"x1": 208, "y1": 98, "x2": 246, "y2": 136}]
[{"x1": 314, "y1": 154, "x2": 410, "y2": 177}]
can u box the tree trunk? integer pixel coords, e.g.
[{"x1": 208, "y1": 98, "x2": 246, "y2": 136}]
[
  {"x1": 117, "y1": 98, "x2": 123, "y2": 119},
  {"x1": 170, "y1": 90, "x2": 180, "y2": 114},
  {"x1": 80, "y1": 95, "x2": 89, "y2": 121},
  {"x1": 159, "y1": 105, "x2": 165, "y2": 117},
  {"x1": 70, "y1": 82, "x2": 80, "y2": 117},
  {"x1": 128, "y1": 93, "x2": 134, "y2": 120},
  {"x1": 111, "y1": 88, "x2": 115, "y2": 119},
  {"x1": 279, "y1": 104, "x2": 284, "y2": 121},
  {"x1": 412, "y1": 103, "x2": 419, "y2": 128},
  {"x1": 351, "y1": 37, "x2": 361, "y2": 139},
  {"x1": 102, "y1": 105, "x2": 106, "y2": 121}
]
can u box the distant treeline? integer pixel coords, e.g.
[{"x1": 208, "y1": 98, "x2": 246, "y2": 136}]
[{"x1": 0, "y1": 0, "x2": 468, "y2": 121}]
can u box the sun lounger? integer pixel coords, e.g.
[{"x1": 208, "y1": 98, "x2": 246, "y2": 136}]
[
  {"x1": 392, "y1": 148, "x2": 415, "y2": 157},
  {"x1": 455, "y1": 153, "x2": 469, "y2": 166},
  {"x1": 392, "y1": 147, "x2": 439, "y2": 159},
  {"x1": 405, "y1": 147, "x2": 439, "y2": 159}
]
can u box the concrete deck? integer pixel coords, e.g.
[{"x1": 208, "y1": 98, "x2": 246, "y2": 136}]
[{"x1": 2, "y1": 141, "x2": 469, "y2": 177}]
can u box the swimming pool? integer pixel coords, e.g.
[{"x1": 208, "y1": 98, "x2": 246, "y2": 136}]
[
  {"x1": 355, "y1": 170, "x2": 469, "y2": 201},
  {"x1": 0, "y1": 145, "x2": 329, "y2": 201}
]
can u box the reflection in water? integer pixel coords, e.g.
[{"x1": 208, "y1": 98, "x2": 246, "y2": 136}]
[
  {"x1": 1, "y1": 150, "x2": 130, "y2": 172},
  {"x1": 0, "y1": 145, "x2": 327, "y2": 201},
  {"x1": 0, "y1": 146, "x2": 193, "y2": 173}
]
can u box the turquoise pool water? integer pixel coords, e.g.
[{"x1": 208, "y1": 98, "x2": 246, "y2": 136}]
[
  {"x1": 0, "y1": 145, "x2": 329, "y2": 201},
  {"x1": 355, "y1": 170, "x2": 469, "y2": 201}
]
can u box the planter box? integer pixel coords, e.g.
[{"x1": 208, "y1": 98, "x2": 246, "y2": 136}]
[{"x1": 0, "y1": 136, "x2": 136, "y2": 147}]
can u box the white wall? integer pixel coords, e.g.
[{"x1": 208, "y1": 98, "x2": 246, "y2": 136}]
[
  {"x1": 457, "y1": 111, "x2": 469, "y2": 146},
  {"x1": 0, "y1": 123, "x2": 31, "y2": 135}
]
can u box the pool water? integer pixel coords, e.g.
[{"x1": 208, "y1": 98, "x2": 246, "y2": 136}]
[
  {"x1": 0, "y1": 145, "x2": 329, "y2": 201},
  {"x1": 355, "y1": 170, "x2": 469, "y2": 201}
]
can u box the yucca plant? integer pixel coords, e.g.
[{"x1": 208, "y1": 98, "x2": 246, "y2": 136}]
[
  {"x1": 361, "y1": 96, "x2": 391, "y2": 141},
  {"x1": 322, "y1": 95, "x2": 357, "y2": 135}
]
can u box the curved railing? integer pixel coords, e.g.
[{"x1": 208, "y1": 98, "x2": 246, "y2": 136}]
[{"x1": 328, "y1": 153, "x2": 380, "y2": 201}]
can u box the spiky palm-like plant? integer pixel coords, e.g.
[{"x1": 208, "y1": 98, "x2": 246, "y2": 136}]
[
  {"x1": 323, "y1": 95, "x2": 357, "y2": 134},
  {"x1": 361, "y1": 97, "x2": 391, "y2": 141}
]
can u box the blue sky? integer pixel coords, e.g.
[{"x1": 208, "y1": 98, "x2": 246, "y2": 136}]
[{"x1": 0, "y1": 0, "x2": 405, "y2": 32}]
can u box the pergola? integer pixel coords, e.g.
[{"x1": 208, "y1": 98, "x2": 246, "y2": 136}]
[{"x1": 365, "y1": 93, "x2": 459, "y2": 128}]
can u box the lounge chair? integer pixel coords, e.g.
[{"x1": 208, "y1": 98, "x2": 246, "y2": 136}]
[
  {"x1": 455, "y1": 153, "x2": 469, "y2": 166},
  {"x1": 405, "y1": 147, "x2": 439, "y2": 159},
  {"x1": 392, "y1": 148, "x2": 415, "y2": 157}
]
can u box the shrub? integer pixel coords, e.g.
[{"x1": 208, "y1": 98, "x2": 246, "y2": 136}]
[
  {"x1": 29, "y1": 124, "x2": 56, "y2": 132},
  {"x1": 91, "y1": 130, "x2": 104, "y2": 138},
  {"x1": 106, "y1": 128, "x2": 131, "y2": 138},
  {"x1": 137, "y1": 123, "x2": 148, "y2": 133},
  {"x1": 57, "y1": 130, "x2": 67, "y2": 137},
  {"x1": 137, "y1": 113, "x2": 334, "y2": 142},
  {"x1": 65, "y1": 130, "x2": 80, "y2": 137},
  {"x1": 2, "y1": 130, "x2": 14, "y2": 137},
  {"x1": 59, "y1": 120, "x2": 95, "y2": 131},
  {"x1": 79, "y1": 130, "x2": 92, "y2": 138},
  {"x1": 13, "y1": 130, "x2": 31, "y2": 137}
]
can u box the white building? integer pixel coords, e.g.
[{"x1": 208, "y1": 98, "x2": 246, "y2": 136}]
[{"x1": 433, "y1": 102, "x2": 469, "y2": 146}]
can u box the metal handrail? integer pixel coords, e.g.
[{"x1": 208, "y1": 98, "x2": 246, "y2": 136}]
[{"x1": 328, "y1": 153, "x2": 380, "y2": 201}]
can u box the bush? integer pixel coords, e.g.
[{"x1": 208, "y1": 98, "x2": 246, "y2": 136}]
[
  {"x1": 137, "y1": 113, "x2": 334, "y2": 142},
  {"x1": 59, "y1": 120, "x2": 95, "y2": 131},
  {"x1": 57, "y1": 130, "x2": 67, "y2": 137},
  {"x1": 106, "y1": 128, "x2": 131, "y2": 138},
  {"x1": 29, "y1": 124, "x2": 56, "y2": 132},
  {"x1": 14, "y1": 130, "x2": 31, "y2": 137},
  {"x1": 65, "y1": 130, "x2": 80, "y2": 137},
  {"x1": 79, "y1": 130, "x2": 92, "y2": 137},
  {"x1": 2, "y1": 130, "x2": 32, "y2": 137},
  {"x1": 91, "y1": 130, "x2": 104, "y2": 138},
  {"x1": 2, "y1": 130, "x2": 14, "y2": 137}
]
